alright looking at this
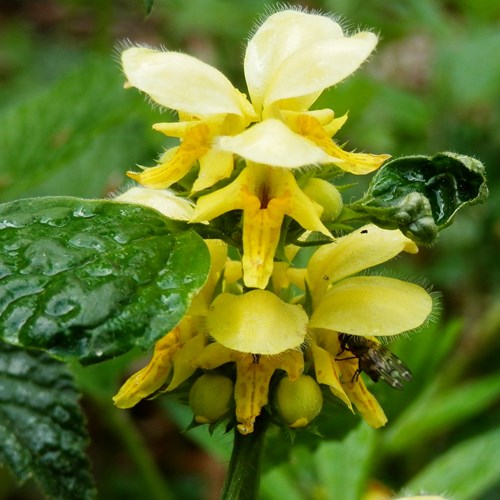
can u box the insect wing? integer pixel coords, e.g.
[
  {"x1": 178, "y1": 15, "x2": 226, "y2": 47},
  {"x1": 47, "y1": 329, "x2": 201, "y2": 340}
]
[{"x1": 369, "y1": 344, "x2": 412, "y2": 390}]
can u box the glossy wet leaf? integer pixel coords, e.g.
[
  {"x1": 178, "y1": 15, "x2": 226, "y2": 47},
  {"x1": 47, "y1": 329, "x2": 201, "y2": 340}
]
[
  {"x1": 350, "y1": 152, "x2": 488, "y2": 244},
  {"x1": 0, "y1": 341, "x2": 95, "y2": 499},
  {"x1": 0, "y1": 197, "x2": 210, "y2": 364}
]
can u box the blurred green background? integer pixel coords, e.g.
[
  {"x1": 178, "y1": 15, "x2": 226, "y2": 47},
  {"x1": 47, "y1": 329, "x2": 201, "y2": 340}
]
[{"x1": 0, "y1": 1, "x2": 498, "y2": 499}]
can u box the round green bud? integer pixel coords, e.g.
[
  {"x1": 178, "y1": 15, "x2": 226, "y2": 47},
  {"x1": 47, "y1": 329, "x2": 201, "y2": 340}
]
[
  {"x1": 302, "y1": 178, "x2": 343, "y2": 221},
  {"x1": 274, "y1": 375, "x2": 323, "y2": 428},
  {"x1": 189, "y1": 374, "x2": 234, "y2": 424}
]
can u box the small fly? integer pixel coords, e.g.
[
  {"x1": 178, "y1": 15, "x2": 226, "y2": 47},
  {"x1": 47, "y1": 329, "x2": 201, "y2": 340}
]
[{"x1": 337, "y1": 333, "x2": 412, "y2": 390}]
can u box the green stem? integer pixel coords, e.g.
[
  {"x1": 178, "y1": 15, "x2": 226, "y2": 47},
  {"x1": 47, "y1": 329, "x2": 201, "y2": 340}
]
[{"x1": 221, "y1": 416, "x2": 270, "y2": 500}]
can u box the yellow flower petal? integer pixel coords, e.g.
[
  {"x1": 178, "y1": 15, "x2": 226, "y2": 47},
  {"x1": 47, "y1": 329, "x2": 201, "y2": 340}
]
[
  {"x1": 245, "y1": 11, "x2": 376, "y2": 112},
  {"x1": 207, "y1": 290, "x2": 308, "y2": 354},
  {"x1": 339, "y1": 358, "x2": 388, "y2": 428},
  {"x1": 153, "y1": 121, "x2": 192, "y2": 138},
  {"x1": 188, "y1": 239, "x2": 228, "y2": 316},
  {"x1": 193, "y1": 148, "x2": 234, "y2": 192},
  {"x1": 263, "y1": 33, "x2": 378, "y2": 110},
  {"x1": 166, "y1": 333, "x2": 207, "y2": 391},
  {"x1": 310, "y1": 276, "x2": 433, "y2": 336},
  {"x1": 194, "y1": 341, "x2": 235, "y2": 369},
  {"x1": 128, "y1": 123, "x2": 210, "y2": 189},
  {"x1": 115, "y1": 187, "x2": 195, "y2": 220},
  {"x1": 112, "y1": 330, "x2": 180, "y2": 408},
  {"x1": 215, "y1": 119, "x2": 341, "y2": 168},
  {"x1": 192, "y1": 164, "x2": 331, "y2": 289},
  {"x1": 122, "y1": 47, "x2": 254, "y2": 118},
  {"x1": 241, "y1": 201, "x2": 284, "y2": 289},
  {"x1": 234, "y1": 351, "x2": 303, "y2": 435},
  {"x1": 310, "y1": 332, "x2": 352, "y2": 409},
  {"x1": 294, "y1": 114, "x2": 389, "y2": 174},
  {"x1": 190, "y1": 168, "x2": 249, "y2": 223},
  {"x1": 307, "y1": 225, "x2": 419, "y2": 299}
]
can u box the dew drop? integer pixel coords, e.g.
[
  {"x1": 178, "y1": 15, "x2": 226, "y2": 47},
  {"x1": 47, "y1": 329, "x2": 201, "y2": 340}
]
[
  {"x1": 73, "y1": 206, "x2": 95, "y2": 218},
  {"x1": 69, "y1": 233, "x2": 106, "y2": 252},
  {"x1": 113, "y1": 232, "x2": 131, "y2": 244},
  {"x1": 0, "y1": 219, "x2": 23, "y2": 229},
  {"x1": 45, "y1": 296, "x2": 77, "y2": 317}
]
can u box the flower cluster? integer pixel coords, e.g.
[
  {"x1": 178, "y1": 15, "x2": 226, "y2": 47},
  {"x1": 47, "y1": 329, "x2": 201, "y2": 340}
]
[{"x1": 114, "y1": 9, "x2": 433, "y2": 434}]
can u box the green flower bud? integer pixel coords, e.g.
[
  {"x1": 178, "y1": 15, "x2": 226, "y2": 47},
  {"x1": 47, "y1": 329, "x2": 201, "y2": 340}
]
[
  {"x1": 274, "y1": 375, "x2": 323, "y2": 428},
  {"x1": 189, "y1": 374, "x2": 234, "y2": 424},
  {"x1": 302, "y1": 178, "x2": 343, "y2": 221}
]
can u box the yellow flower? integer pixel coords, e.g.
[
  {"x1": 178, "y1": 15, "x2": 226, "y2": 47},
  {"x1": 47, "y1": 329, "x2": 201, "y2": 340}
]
[
  {"x1": 112, "y1": 316, "x2": 206, "y2": 408},
  {"x1": 307, "y1": 225, "x2": 432, "y2": 335},
  {"x1": 206, "y1": 289, "x2": 309, "y2": 354},
  {"x1": 191, "y1": 163, "x2": 331, "y2": 288},
  {"x1": 215, "y1": 10, "x2": 389, "y2": 172},
  {"x1": 196, "y1": 287, "x2": 308, "y2": 433},
  {"x1": 122, "y1": 10, "x2": 387, "y2": 194},
  {"x1": 194, "y1": 342, "x2": 304, "y2": 435},
  {"x1": 121, "y1": 48, "x2": 256, "y2": 192},
  {"x1": 305, "y1": 225, "x2": 433, "y2": 427}
]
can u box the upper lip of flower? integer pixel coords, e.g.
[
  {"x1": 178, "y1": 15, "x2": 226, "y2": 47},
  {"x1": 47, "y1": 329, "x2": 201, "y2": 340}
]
[{"x1": 121, "y1": 10, "x2": 383, "y2": 182}]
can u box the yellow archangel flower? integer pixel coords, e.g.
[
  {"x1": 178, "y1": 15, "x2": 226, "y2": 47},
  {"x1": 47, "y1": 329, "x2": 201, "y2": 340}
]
[
  {"x1": 191, "y1": 163, "x2": 331, "y2": 289},
  {"x1": 121, "y1": 9, "x2": 388, "y2": 193},
  {"x1": 306, "y1": 225, "x2": 433, "y2": 427},
  {"x1": 114, "y1": 227, "x2": 433, "y2": 432}
]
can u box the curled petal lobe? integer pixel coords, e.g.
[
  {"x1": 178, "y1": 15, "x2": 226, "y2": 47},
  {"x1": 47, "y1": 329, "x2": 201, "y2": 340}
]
[
  {"x1": 293, "y1": 114, "x2": 389, "y2": 174},
  {"x1": 115, "y1": 187, "x2": 194, "y2": 220},
  {"x1": 122, "y1": 47, "x2": 254, "y2": 119},
  {"x1": 339, "y1": 359, "x2": 388, "y2": 428},
  {"x1": 194, "y1": 148, "x2": 234, "y2": 192},
  {"x1": 166, "y1": 333, "x2": 207, "y2": 391},
  {"x1": 128, "y1": 123, "x2": 210, "y2": 189},
  {"x1": 310, "y1": 339, "x2": 352, "y2": 409},
  {"x1": 112, "y1": 330, "x2": 180, "y2": 408},
  {"x1": 207, "y1": 290, "x2": 308, "y2": 354},
  {"x1": 310, "y1": 276, "x2": 433, "y2": 336}
]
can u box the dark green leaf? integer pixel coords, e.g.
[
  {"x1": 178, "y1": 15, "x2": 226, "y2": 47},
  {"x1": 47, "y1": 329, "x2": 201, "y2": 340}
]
[
  {"x1": 350, "y1": 152, "x2": 488, "y2": 244},
  {"x1": 383, "y1": 371, "x2": 500, "y2": 453},
  {"x1": 0, "y1": 197, "x2": 210, "y2": 364},
  {"x1": 314, "y1": 424, "x2": 376, "y2": 500},
  {"x1": 144, "y1": 0, "x2": 154, "y2": 15},
  {"x1": 403, "y1": 427, "x2": 500, "y2": 500},
  {"x1": 0, "y1": 341, "x2": 95, "y2": 499},
  {"x1": 0, "y1": 57, "x2": 163, "y2": 202}
]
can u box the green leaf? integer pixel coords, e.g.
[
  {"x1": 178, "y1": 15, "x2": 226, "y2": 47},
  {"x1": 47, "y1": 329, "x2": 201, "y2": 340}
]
[
  {"x1": 0, "y1": 57, "x2": 163, "y2": 202},
  {"x1": 0, "y1": 197, "x2": 210, "y2": 364},
  {"x1": 0, "y1": 341, "x2": 95, "y2": 499},
  {"x1": 144, "y1": 0, "x2": 154, "y2": 15},
  {"x1": 350, "y1": 152, "x2": 488, "y2": 244},
  {"x1": 314, "y1": 424, "x2": 376, "y2": 500},
  {"x1": 403, "y1": 427, "x2": 500, "y2": 499},
  {"x1": 383, "y1": 371, "x2": 500, "y2": 453}
]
